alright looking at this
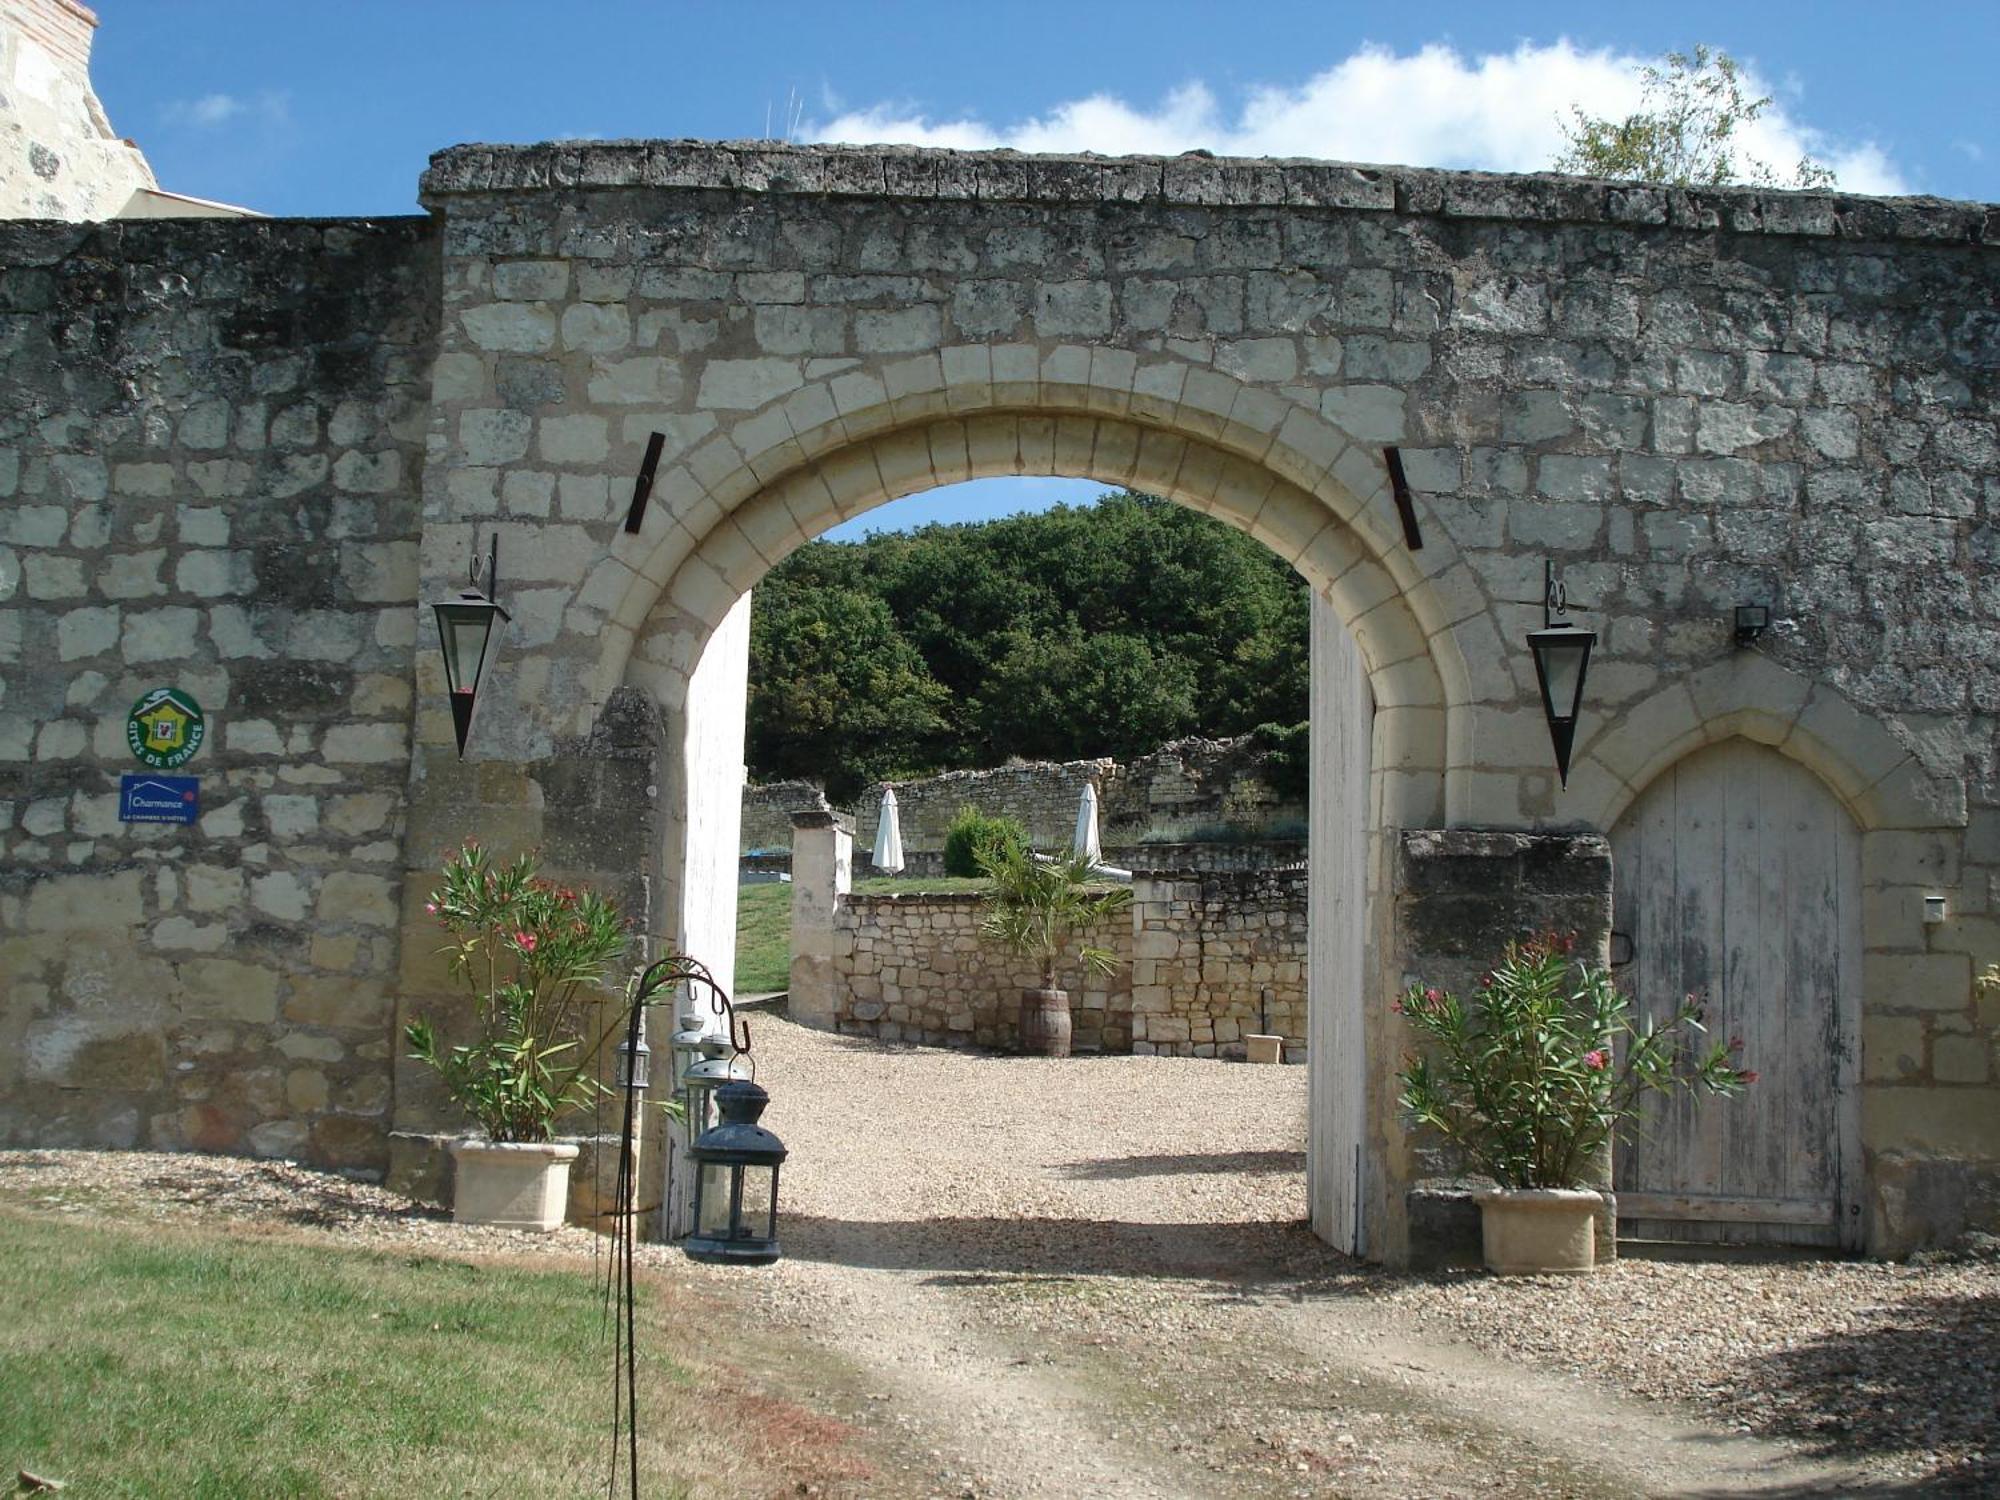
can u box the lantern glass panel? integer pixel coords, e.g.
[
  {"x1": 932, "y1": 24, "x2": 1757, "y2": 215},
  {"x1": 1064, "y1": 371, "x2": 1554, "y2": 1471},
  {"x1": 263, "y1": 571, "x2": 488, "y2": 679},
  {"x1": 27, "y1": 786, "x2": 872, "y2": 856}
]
[
  {"x1": 437, "y1": 608, "x2": 494, "y2": 695},
  {"x1": 696, "y1": 1161, "x2": 737, "y2": 1238},
  {"x1": 739, "y1": 1164, "x2": 777, "y2": 1236},
  {"x1": 1539, "y1": 639, "x2": 1586, "y2": 719}
]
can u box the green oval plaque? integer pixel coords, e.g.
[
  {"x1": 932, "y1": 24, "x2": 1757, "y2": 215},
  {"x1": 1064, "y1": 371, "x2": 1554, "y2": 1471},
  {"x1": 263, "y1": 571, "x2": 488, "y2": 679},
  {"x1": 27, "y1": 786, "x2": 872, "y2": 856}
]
[{"x1": 127, "y1": 686, "x2": 206, "y2": 770}]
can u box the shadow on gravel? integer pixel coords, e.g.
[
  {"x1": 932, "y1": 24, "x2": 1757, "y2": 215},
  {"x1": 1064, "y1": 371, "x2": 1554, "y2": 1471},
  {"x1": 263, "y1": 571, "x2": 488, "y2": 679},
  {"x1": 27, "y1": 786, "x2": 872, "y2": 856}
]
[
  {"x1": 1724, "y1": 1286, "x2": 1998, "y2": 1497},
  {"x1": 782, "y1": 1211, "x2": 1381, "y2": 1287},
  {"x1": 1054, "y1": 1149, "x2": 1306, "y2": 1181}
]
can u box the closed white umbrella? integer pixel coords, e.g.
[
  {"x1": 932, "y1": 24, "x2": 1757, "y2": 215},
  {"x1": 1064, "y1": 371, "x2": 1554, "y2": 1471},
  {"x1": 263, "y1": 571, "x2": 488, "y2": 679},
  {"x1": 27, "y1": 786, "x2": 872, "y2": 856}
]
[
  {"x1": 871, "y1": 786, "x2": 905, "y2": 874},
  {"x1": 1073, "y1": 782, "x2": 1102, "y2": 864}
]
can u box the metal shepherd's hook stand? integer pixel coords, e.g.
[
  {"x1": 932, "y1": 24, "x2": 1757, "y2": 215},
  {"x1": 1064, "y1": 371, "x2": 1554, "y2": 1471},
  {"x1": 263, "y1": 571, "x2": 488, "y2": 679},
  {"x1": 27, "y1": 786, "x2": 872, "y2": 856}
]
[{"x1": 603, "y1": 951, "x2": 751, "y2": 1500}]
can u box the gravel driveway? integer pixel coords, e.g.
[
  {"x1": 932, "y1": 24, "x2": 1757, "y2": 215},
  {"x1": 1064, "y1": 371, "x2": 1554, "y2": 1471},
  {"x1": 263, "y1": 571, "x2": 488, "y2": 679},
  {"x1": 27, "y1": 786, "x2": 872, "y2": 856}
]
[{"x1": 3, "y1": 1010, "x2": 1992, "y2": 1496}]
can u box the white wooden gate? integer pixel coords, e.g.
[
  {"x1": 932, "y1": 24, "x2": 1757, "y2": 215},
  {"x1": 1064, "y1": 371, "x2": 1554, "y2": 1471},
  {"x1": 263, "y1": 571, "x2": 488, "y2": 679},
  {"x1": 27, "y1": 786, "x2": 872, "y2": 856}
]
[
  {"x1": 1610, "y1": 740, "x2": 1862, "y2": 1249},
  {"x1": 1307, "y1": 595, "x2": 1371, "y2": 1254}
]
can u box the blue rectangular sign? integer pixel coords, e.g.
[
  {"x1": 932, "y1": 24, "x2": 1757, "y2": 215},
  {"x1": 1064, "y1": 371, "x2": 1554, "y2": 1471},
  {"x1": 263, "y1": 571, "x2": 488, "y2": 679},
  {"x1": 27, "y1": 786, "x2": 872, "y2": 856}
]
[{"x1": 119, "y1": 774, "x2": 199, "y2": 824}]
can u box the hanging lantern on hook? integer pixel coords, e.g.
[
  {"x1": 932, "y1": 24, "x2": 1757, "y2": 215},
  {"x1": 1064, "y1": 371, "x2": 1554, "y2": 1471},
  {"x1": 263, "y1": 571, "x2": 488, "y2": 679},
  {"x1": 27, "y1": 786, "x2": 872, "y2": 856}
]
[
  {"x1": 1527, "y1": 560, "x2": 1596, "y2": 788},
  {"x1": 430, "y1": 534, "x2": 512, "y2": 758},
  {"x1": 685, "y1": 1078, "x2": 786, "y2": 1265}
]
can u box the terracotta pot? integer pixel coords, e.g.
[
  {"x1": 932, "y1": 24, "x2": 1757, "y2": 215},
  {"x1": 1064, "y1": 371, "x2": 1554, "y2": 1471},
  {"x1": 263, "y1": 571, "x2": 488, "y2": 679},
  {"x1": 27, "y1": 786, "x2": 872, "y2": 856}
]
[
  {"x1": 1476, "y1": 1187, "x2": 1601, "y2": 1275},
  {"x1": 1019, "y1": 987, "x2": 1072, "y2": 1057},
  {"x1": 448, "y1": 1139, "x2": 579, "y2": 1231}
]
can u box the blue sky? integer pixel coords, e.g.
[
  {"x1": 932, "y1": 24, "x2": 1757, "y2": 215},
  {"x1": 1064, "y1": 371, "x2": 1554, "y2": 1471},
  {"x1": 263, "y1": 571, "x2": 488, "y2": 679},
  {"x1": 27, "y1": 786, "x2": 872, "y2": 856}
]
[{"x1": 88, "y1": 1, "x2": 1998, "y2": 538}]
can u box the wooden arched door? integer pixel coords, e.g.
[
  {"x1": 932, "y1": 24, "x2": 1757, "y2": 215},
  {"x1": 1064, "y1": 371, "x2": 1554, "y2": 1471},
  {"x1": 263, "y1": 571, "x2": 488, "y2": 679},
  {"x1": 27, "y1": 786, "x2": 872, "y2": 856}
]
[{"x1": 1610, "y1": 739, "x2": 1862, "y2": 1249}]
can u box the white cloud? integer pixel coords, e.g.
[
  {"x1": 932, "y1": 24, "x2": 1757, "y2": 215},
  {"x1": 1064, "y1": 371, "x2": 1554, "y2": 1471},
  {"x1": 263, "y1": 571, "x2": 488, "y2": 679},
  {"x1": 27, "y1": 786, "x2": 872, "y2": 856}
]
[
  {"x1": 164, "y1": 90, "x2": 290, "y2": 131},
  {"x1": 809, "y1": 40, "x2": 1907, "y2": 194}
]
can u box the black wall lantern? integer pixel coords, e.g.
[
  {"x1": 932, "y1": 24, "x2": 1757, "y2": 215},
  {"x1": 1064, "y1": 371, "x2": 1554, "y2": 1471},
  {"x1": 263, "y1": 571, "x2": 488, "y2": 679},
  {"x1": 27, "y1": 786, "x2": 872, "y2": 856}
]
[
  {"x1": 1528, "y1": 560, "x2": 1596, "y2": 788},
  {"x1": 686, "y1": 1079, "x2": 787, "y2": 1265},
  {"x1": 430, "y1": 534, "x2": 511, "y2": 758}
]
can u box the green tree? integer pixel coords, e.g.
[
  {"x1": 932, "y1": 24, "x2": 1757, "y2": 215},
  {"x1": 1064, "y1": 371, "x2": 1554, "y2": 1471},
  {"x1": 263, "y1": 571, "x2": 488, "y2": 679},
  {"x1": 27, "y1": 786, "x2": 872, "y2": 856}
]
[
  {"x1": 1553, "y1": 45, "x2": 1836, "y2": 189},
  {"x1": 746, "y1": 489, "x2": 1311, "y2": 783},
  {"x1": 745, "y1": 584, "x2": 949, "y2": 801}
]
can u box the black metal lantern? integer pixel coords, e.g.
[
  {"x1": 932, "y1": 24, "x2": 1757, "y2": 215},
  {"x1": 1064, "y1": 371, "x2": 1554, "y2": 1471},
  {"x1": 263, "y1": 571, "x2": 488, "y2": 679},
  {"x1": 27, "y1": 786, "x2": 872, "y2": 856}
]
[
  {"x1": 430, "y1": 535, "x2": 511, "y2": 758},
  {"x1": 685, "y1": 1079, "x2": 786, "y2": 1265},
  {"x1": 1527, "y1": 560, "x2": 1595, "y2": 788},
  {"x1": 614, "y1": 1008, "x2": 651, "y2": 1092}
]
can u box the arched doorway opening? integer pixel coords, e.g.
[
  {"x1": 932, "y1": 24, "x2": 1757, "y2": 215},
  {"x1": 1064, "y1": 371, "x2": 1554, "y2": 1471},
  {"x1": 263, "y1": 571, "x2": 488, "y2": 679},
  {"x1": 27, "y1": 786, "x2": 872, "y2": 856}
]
[{"x1": 605, "y1": 400, "x2": 1456, "y2": 1261}]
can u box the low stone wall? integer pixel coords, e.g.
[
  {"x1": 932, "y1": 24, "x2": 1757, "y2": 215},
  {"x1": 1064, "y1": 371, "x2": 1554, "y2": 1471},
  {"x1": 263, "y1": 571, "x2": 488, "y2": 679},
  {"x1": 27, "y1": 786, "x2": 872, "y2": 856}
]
[
  {"x1": 745, "y1": 735, "x2": 1305, "y2": 863},
  {"x1": 1130, "y1": 870, "x2": 1308, "y2": 1057},
  {"x1": 816, "y1": 869, "x2": 1309, "y2": 1058},
  {"x1": 836, "y1": 893, "x2": 1132, "y2": 1053}
]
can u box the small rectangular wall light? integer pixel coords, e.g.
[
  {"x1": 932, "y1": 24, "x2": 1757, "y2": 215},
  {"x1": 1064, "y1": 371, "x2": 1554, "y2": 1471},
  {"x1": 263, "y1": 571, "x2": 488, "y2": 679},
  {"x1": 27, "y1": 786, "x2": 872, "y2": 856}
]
[
  {"x1": 1734, "y1": 604, "x2": 1771, "y2": 647},
  {"x1": 1923, "y1": 894, "x2": 1948, "y2": 925}
]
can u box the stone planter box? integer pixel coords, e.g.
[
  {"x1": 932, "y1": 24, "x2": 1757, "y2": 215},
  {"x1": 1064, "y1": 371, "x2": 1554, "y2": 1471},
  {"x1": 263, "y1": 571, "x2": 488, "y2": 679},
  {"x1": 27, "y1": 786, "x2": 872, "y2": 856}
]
[
  {"x1": 1477, "y1": 1187, "x2": 1602, "y2": 1275},
  {"x1": 447, "y1": 1140, "x2": 579, "y2": 1231}
]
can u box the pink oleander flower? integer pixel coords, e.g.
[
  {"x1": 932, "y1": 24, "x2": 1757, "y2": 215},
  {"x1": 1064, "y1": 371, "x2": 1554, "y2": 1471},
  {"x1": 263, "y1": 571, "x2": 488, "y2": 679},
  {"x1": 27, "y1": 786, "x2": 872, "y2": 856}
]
[
  {"x1": 513, "y1": 930, "x2": 538, "y2": 953},
  {"x1": 1424, "y1": 987, "x2": 1442, "y2": 1004},
  {"x1": 1739, "y1": 1069, "x2": 1760, "y2": 1085},
  {"x1": 1583, "y1": 1048, "x2": 1609, "y2": 1071},
  {"x1": 425, "y1": 902, "x2": 438, "y2": 915}
]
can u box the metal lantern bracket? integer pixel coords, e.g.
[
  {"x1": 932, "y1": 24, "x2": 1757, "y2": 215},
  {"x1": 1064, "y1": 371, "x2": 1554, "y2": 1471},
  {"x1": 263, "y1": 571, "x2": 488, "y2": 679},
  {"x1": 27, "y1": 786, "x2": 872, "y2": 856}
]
[{"x1": 603, "y1": 949, "x2": 759, "y2": 1500}]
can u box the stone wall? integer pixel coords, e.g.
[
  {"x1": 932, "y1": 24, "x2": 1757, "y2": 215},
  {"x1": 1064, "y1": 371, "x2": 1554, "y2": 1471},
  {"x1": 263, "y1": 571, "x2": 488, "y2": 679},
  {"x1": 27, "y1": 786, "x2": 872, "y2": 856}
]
[
  {"x1": 816, "y1": 869, "x2": 1308, "y2": 1058},
  {"x1": 739, "y1": 777, "x2": 823, "y2": 853},
  {"x1": 0, "y1": 214, "x2": 438, "y2": 1171},
  {"x1": 834, "y1": 892, "x2": 1133, "y2": 1053},
  {"x1": 2, "y1": 135, "x2": 1994, "y2": 1258},
  {"x1": 1130, "y1": 869, "x2": 1308, "y2": 1057},
  {"x1": 746, "y1": 735, "x2": 1305, "y2": 866}
]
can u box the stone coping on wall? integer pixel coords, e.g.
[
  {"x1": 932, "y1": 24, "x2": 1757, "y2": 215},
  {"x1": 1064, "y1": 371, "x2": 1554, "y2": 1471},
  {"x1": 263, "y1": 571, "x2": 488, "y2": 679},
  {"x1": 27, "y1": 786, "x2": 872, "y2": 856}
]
[{"x1": 418, "y1": 139, "x2": 2000, "y2": 245}]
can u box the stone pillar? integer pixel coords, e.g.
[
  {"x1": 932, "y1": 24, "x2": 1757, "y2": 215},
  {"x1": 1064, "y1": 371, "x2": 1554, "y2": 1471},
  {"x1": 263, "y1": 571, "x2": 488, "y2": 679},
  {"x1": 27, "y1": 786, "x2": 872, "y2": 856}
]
[
  {"x1": 1387, "y1": 830, "x2": 1616, "y2": 1270},
  {"x1": 788, "y1": 809, "x2": 852, "y2": 1030}
]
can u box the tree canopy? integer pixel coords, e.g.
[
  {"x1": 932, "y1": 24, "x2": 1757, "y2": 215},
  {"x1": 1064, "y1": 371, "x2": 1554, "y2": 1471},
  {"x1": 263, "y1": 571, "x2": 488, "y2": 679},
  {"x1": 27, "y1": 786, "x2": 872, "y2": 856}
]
[
  {"x1": 1553, "y1": 45, "x2": 1837, "y2": 189},
  {"x1": 747, "y1": 491, "x2": 1309, "y2": 798}
]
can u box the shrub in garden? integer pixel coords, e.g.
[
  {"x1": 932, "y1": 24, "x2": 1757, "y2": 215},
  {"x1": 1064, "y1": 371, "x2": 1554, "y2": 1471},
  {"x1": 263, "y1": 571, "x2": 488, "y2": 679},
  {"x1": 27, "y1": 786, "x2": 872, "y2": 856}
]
[{"x1": 943, "y1": 805, "x2": 1026, "y2": 878}]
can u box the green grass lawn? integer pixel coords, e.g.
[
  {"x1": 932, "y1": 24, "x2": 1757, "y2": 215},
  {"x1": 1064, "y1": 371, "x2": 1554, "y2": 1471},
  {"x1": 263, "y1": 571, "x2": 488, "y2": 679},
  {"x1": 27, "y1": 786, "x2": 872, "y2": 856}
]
[
  {"x1": 733, "y1": 876, "x2": 992, "y2": 996},
  {"x1": 0, "y1": 1210, "x2": 868, "y2": 1498}
]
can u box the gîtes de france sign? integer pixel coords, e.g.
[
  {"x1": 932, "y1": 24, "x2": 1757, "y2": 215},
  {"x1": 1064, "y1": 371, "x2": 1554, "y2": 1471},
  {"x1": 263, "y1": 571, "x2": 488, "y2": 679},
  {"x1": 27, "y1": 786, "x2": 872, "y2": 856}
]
[
  {"x1": 118, "y1": 774, "x2": 199, "y2": 825},
  {"x1": 126, "y1": 686, "x2": 205, "y2": 770}
]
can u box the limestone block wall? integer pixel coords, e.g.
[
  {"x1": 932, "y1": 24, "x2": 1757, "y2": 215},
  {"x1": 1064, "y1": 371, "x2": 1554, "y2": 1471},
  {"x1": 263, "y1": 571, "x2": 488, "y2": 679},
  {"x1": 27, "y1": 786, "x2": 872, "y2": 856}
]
[
  {"x1": 0, "y1": 215, "x2": 439, "y2": 1171},
  {"x1": 1129, "y1": 870, "x2": 1308, "y2": 1057},
  {"x1": 739, "y1": 777, "x2": 823, "y2": 853},
  {"x1": 747, "y1": 735, "x2": 1304, "y2": 867},
  {"x1": 834, "y1": 892, "x2": 1132, "y2": 1053},
  {"x1": 816, "y1": 869, "x2": 1307, "y2": 1057}
]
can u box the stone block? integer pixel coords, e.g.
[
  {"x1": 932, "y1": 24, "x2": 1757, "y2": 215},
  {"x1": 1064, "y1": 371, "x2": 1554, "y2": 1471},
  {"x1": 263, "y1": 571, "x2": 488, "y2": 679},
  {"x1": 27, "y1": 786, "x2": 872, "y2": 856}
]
[
  {"x1": 317, "y1": 870, "x2": 399, "y2": 928},
  {"x1": 1933, "y1": 1035, "x2": 1993, "y2": 1085},
  {"x1": 284, "y1": 976, "x2": 392, "y2": 1030},
  {"x1": 1866, "y1": 1085, "x2": 2000, "y2": 1156},
  {"x1": 178, "y1": 959, "x2": 281, "y2": 1024}
]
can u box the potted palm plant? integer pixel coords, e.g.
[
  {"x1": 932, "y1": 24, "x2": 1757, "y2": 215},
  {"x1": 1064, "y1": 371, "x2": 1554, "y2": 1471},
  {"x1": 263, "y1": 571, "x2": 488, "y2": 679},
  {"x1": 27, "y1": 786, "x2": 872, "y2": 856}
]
[
  {"x1": 1397, "y1": 933, "x2": 1752, "y2": 1274},
  {"x1": 405, "y1": 842, "x2": 627, "y2": 1230},
  {"x1": 976, "y1": 845, "x2": 1133, "y2": 1057}
]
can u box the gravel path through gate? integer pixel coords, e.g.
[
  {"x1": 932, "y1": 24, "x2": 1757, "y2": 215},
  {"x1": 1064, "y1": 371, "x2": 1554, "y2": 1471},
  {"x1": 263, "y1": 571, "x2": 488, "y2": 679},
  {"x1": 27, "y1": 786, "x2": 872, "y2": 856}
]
[{"x1": 666, "y1": 1013, "x2": 1993, "y2": 1498}]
